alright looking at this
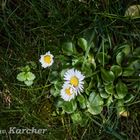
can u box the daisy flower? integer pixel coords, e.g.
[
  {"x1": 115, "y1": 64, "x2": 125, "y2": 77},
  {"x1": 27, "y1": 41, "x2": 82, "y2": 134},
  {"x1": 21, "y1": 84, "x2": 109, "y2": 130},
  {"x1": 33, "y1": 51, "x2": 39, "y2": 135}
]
[
  {"x1": 39, "y1": 51, "x2": 54, "y2": 68},
  {"x1": 60, "y1": 83, "x2": 75, "y2": 101},
  {"x1": 64, "y1": 68, "x2": 85, "y2": 95}
]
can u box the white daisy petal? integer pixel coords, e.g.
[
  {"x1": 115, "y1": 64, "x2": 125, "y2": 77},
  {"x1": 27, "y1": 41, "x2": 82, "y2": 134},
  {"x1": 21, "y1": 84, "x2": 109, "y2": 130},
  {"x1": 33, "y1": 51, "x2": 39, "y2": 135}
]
[
  {"x1": 39, "y1": 51, "x2": 54, "y2": 68},
  {"x1": 63, "y1": 68, "x2": 85, "y2": 96},
  {"x1": 60, "y1": 83, "x2": 75, "y2": 101}
]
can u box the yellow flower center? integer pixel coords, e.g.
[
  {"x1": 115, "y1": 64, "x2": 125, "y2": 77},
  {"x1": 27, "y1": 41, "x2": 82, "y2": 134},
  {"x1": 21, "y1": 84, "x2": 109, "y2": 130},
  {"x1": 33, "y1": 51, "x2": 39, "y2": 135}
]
[
  {"x1": 44, "y1": 55, "x2": 51, "y2": 64},
  {"x1": 70, "y1": 76, "x2": 79, "y2": 87},
  {"x1": 65, "y1": 88, "x2": 72, "y2": 96}
]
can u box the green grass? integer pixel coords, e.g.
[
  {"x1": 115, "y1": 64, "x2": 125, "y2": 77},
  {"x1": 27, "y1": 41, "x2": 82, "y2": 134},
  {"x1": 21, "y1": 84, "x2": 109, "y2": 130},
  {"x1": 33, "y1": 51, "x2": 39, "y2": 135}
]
[{"x1": 0, "y1": 0, "x2": 140, "y2": 139}]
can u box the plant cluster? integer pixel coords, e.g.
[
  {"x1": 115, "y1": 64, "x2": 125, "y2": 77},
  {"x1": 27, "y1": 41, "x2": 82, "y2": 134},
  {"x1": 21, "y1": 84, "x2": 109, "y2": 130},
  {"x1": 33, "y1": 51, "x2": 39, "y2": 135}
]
[{"x1": 16, "y1": 36, "x2": 140, "y2": 127}]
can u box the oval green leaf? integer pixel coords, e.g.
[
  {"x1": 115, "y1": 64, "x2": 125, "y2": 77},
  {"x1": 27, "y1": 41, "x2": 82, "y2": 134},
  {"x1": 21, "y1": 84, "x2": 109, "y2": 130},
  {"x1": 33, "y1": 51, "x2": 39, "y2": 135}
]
[
  {"x1": 50, "y1": 87, "x2": 59, "y2": 97},
  {"x1": 62, "y1": 42, "x2": 75, "y2": 56},
  {"x1": 62, "y1": 100, "x2": 77, "y2": 114},
  {"x1": 87, "y1": 104, "x2": 103, "y2": 115},
  {"x1": 71, "y1": 112, "x2": 82, "y2": 124},
  {"x1": 26, "y1": 72, "x2": 36, "y2": 81},
  {"x1": 71, "y1": 111, "x2": 88, "y2": 126},
  {"x1": 122, "y1": 44, "x2": 131, "y2": 56},
  {"x1": 77, "y1": 95, "x2": 86, "y2": 109},
  {"x1": 78, "y1": 38, "x2": 88, "y2": 51},
  {"x1": 110, "y1": 65, "x2": 122, "y2": 78},
  {"x1": 48, "y1": 71, "x2": 59, "y2": 83},
  {"x1": 24, "y1": 80, "x2": 33, "y2": 86},
  {"x1": 99, "y1": 89, "x2": 109, "y2": 98},
  {"x1": 116, "y1": 52, "x2": 125, "y2": 65},
  {"x1": 106, "y1": 96, "x2": 113, "y2": 106},
  {"x1": 88, "y1": 54, "x2": 96, "y2": 70},
  {"x1": 105, "y1": 83, "x2": 114, "y2": 95},
  {"x1": 116, "y1": 81, "x2": 128, "y2": 99},
  {"x1": 87, "y1": 92, "x2": 104, "y2": 115},
  {"x1": 124, "y1": 94, "x2": 134, "y2": 103},
  {"x1": 88, "y1": 92, "x2": 104, "y2": 106},
  {"x1": 97, "y1": 52, "x2": 109, "y2": 65},
  {"x1": 21, "y1": 65, "x2": 30, "y2": 72},
  {"x1": 17, "y1": 72, "x2": 26, "y2": 81},
  {"x1": 122, "y1": 67, "x2": 135, "y2": 77},
  {"x1": 101, "y1": 68, "x2": 115, "y2": 83}
]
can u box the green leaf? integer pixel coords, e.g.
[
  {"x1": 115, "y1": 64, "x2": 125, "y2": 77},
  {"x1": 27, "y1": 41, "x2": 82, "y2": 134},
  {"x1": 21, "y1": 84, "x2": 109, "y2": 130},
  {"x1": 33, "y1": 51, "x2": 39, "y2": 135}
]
[
  {"x1": 26, "y1": 72, "x2": 36, "y2": 81},
  {"x1": 99, "y1": 88, "x2": 109, "y2": 98},
  {"x1": 77, "y1": 95, "x2": 86, "y2": 109},
  {"x1": 130, "y1": 81, "x2": 140, "y2": 90},
  {"x1": 62, "y1": 42, "x2": 75, "y2": 56},
  {"x1": 54, "y1": 81, "x2": 62, "y2": 90},
  {"x1": 116, "y1": 100, "x2": 125, "y2": 112},
  {"x1": 56, "y1": 99, "x2": 64, "y2": 108},
  {"x1": 79, "y1": 113, "x2": 89, "y2": 127},
  {"x1": 29, "y1": 61, "x2": 37, "y2": 69},
  {"x1": 133, "y1": 47, "x2": 140, "y2": 57},
  {"x1": 48, "y1": 71, "x2": 58, "y2": 83},
  {"x1": 105, "y1": 83, "x2": 114, "y2": 95},
  {"x1": 117, "y1": 99, "x2": 124, "y2": 107},
  {"x1": 62, "y1": 100, "x2": 77, "y2": 114},
  {"x1": 88, "y1": 54, "x2": 96, "y2": 70},
  {"x1": 82, "y1": 63, "x2": 93, "y2": 77},
  {"x1": 124, "y1": 94, "x2": 134, "y2": 103},
  {"x1": 106, "y1": 96, "x2": 113, "y2": 106},
  {"x1": 122, "y1": 44, "x2": 131, "y2": 56},
  {"x1": 122, "y1": 67, "x2": 135, "y2": 77},
  {"x1": 130, "y1": 60, "x2": 140, "y2": 70},
  {"x1": 72, "y1": 57, "x2": 84, "y2": 67},
  {"x1": 110, "y1": 65, "x2": 122, "y2": 78},
  {"x1": 78, "y1": 38, "x2": 88, "y2": 51},
  {"x1": 87, "y1": 92, "x2": 104, "y2": 115},
  {"x1": 88, "y1": 92, "x2": 104, "y2": 105},
  {"x1": 116, "y1": 100, "x2": 129, "y2": 117},
  {"x1": 101, "y1": 68, "x2": 115, "y2": 83},
  {"x1": 71, "y1": 112, "x2": 88, "y2": 127},
  {"x1": 60, "y1": 69, "x2": 68, "y2": 79},
  {"x1": 17, "y1": 72, "x2": 26, "y2": 81},
  {"x1": 24, "y1": 80, "x2": 33, "y2": 86},
  {"x1": 71, "y1": 112, "x2": 82, "y2": 124},
  {"x1": 87, "y1": 104, "x2": 103, "y2": 115},
  {"x1": 97, "y1": 75, "x2": 102, "y2": 88},
  {"x1": 116, "y1": 81, "x2": 128, "y2": 99},
  {"x1": 85, "y1": 79, "x2": 94, "y2": 95},
  {"x1": 97, "y1": 52, "x2": 109, "y2": 65},
  {"x1": 116, "y1": 52, "x2": 125, "y2": 65},
  {"x1": 50, "y1": 87, "x2": 59, "y2": 97},
  {"x1": 21, "y1": 65, "x2": 30, "y2": 72}
]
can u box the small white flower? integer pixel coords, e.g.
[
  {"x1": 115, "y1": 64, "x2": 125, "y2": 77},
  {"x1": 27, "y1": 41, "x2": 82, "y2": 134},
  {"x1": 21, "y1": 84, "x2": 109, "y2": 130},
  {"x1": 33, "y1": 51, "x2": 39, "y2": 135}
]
[
  {"x1": 60, "y1": 83, "x2": 75, "y2": 101},
  {"x1": 64, "y1": 68, "x2": 85, "y2": 95},
  {"x1": 39, "y1": 51, "x2": 54, "y2": 68}
]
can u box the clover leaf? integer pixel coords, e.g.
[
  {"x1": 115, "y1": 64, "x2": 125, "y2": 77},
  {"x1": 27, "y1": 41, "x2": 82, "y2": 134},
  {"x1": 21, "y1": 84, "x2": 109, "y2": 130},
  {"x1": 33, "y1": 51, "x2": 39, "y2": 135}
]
[
  {"x1": 17, "y1": 72, "x2": 27, "y2": 82},
  {"x1": 24, "y1": 80, "x2": 33, "y2": 86}
]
